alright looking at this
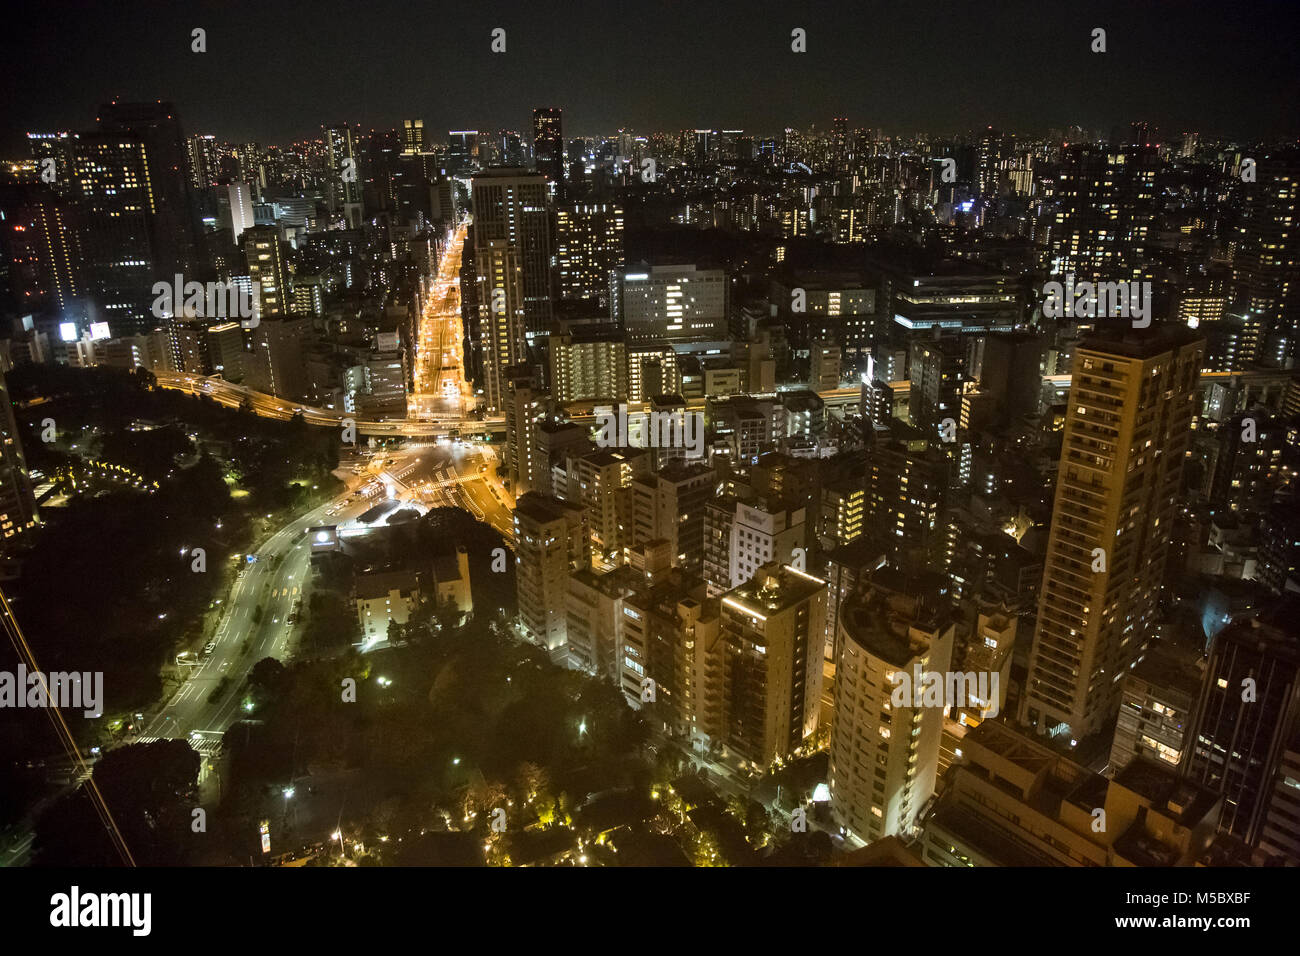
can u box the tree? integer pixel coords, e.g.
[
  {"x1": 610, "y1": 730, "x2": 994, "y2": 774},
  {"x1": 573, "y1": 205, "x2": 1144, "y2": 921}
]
[
  {"x1": 459, "y1": 778, "x2": 507, "y2": 824},
  {"x1": 386, "y1": 619, "x2": 405, "y2": 644},
  {"x1": 34, "y1": 739, "x2": 201, "y2": 866},
  {"x1": 435, "y1": 596, "x2": 462, "y2": 633},
  {"x1": 248, "y1": 657, "x2": 287, "y2": 694}
]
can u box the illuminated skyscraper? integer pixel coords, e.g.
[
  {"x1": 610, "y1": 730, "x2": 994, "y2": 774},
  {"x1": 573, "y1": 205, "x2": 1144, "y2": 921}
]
[
  {"x1": 186, "y1": 133, "x2": 219, "y2": 189},
  {"x1": 401, "y1": 119, "x2": 424, "y2": 156},
  {"x1": 0, "y1": 183, "x2": 83, "y2": 313},
  {"x1": 555, "y1": 202, "x2": 624, "y2": 308},
  {"x1": 1019, "y1": 325, "x2": 1203, "y2": 741},
  {"x1": 69, "y1": 102, "x2": 198, "y2": 335},
  {"x1": 446, "y1": 130, "x2": 478, "y2": 175},
  {"x1": 1047, "y1": 144, "x2": 1159, "y2": 284},
  {"x1": 70, "y1": 133, "x2": 162, "y2": 335},
  {"x1": 471, "y1": 168, "x2": 553, "y2": 410},
  {"x1": 325, "y1": 125, "x2": 362, "y2": 227},
  {"x1": 242, "y1": 225, "x2": 289, "y2": 319},
  {"x1": 531, "y1": 107, "x2": 564, "y2": 192},
  {"x1": 1232, "y1": 149, "x2": 1300, "y2": 355},
  {"x1": 227, "y1": 181, "x2": 255, "y2": 242}
]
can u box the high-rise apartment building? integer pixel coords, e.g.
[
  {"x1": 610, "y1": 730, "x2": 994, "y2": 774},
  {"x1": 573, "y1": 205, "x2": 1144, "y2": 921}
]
[
  {"x1": 727, "y1": 498, "x2": 807, "y2": 590},
  {"x1": 867, "y1": 421, "x2": 954, "y2": 574},
  {"x1": 514, "y1": 493, "x2": 590, "y2": 657},
  {"x1": 1107, "y1": 641, "x2": 1202, "y2": 774},
  {"x1": 1020, "y1": 325, "x2": 1203, "y2": 741},
  {"x1": 1184, "y1": 603, "x2": 1300, "y2": 848},
  {"x1": 718, "y1": 562, "x2": 826, "y2": 768},
  {"x1": 242, "y1": 225, "x2": 289, "y2": 319},
  {"x1": 1047, "y1": 144, "x2": 1159, "y2": 283},
  {"x1": 566, "y1": 564, "x2": 644, "y2": 682},
  {"x1": 830, "y1": 581, "x2": 954, "y2": 842},
  {"x1": 553, "y1": 448, "x2": 651, "y2": 566},
  {"x1": 549, "y1": 327, "x2": 627, "y2": 403},
  {"x1": 622, "y1": 566, "x2": 719, "y2": 735},
  {"x1": 629, "y1": 460, "x2": 715, "y2": 576},
  {"x1": 532, "y1": 420, "x2": 591, "y2": 498},
  {"x1": 504, "y1": 368, "x2": 546, "y2": 495}
]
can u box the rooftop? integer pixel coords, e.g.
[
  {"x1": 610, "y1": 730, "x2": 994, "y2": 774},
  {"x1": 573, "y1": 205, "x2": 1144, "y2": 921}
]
[{"x1": 723, "y1": 562, "x2": 825, "y2": 618}]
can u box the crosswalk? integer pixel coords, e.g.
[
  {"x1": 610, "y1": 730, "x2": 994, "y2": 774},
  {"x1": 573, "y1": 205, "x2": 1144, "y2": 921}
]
[{"x1": 136, "y1": 734, "x2": 223, "y2": 756}]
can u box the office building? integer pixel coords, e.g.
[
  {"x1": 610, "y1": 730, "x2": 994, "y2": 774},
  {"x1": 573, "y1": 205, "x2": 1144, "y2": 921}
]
[
  {"x1": 532, "y1": 108, "x2": 564, "y2": 190},
  {"x1": 617, "y1": 264, "x2": 728, "y2": 343},
  {"x1": 401, "y1": 119, "x2": 425, "y2": 156},
  {"x1": 555, "y1": 202, "x2": 624, "y2": 307},
  {"x1": 0, "y1": 183, "x2": 82, "y2": 313},
  {"x1": 227, "y1": 181, "x2": 255, "y2": 242},
  {"x1": 325, "y1": 124, "x2": 362, "y2": 227}
]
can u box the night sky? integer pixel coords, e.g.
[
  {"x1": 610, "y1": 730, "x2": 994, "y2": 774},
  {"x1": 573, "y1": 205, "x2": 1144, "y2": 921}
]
[{"x1": 3, "y1": 0, "x2": 1297, "y2": 149}]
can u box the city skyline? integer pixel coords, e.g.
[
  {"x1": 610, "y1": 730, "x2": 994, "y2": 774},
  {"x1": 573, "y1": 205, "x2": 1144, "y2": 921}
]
[{"x1": 4, "y1": 0, "x2": 1300, "y2": 151}]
